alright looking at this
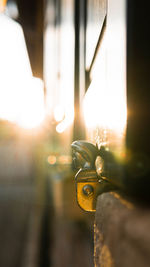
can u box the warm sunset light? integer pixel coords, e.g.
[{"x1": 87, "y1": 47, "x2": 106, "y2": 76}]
[
  {"x1": 83, "y1": 3, "x2": 127, "y2": 136},
  {"x1": 0, "y1": 13, "x2": 45, "y2": 129},
  {"x1": 16, "y1": 78, "x2": 45, "y2": 129},
  {"x1": 0, "y1": 0, "x2": 7, "y2": 12},
  {"x1": 56, "y1": 107, "x2": 74, "y2": 133},
  {"x1": 47, "y1": 155, "x2": 57, "y2": 165},
  {"x1": 54, "y1": 105, "x2": 65, "y2": 122},
  {"x1": 44, "y1": 22, "x2": 74, "y2": 134},
  {"x1": 0, "y1": 76, "x2": 45, "y2": 129},
  {"x1": 83, "y1": 76, "x2": 127, "y2": 133}
]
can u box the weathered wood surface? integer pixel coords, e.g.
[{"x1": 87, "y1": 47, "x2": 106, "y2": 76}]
[{"x1": 94, "y1": 193, "x2": 150, "y2": 267}]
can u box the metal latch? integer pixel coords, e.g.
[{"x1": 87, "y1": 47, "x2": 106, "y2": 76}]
[
  {"x1": 71, "y1": 141, "x2": 116, "y2": 212},
  {"x1": 71, "y1": 140, "x2": 150, "y2": 212}
]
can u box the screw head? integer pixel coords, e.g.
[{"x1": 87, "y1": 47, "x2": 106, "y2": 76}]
[{"x1": 82, "y1": 184, "x2": 94, "y2": 197}]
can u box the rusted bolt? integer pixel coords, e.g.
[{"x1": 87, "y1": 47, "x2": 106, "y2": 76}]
[{"x1": 82, "y1": 184, "x2": 94, "y2": 197}]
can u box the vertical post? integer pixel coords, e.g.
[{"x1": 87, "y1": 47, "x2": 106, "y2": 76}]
[{"x1": 73, "y1": 0, "x2": 85, "y2": 141}]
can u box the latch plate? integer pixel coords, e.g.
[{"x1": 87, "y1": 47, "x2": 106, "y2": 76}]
[
  {"x1": 72, "y1": 140, "x2": 117, "y2": 212},
  {"x1": 75, "y1": 169, "x2": 99, "y2": 212}
]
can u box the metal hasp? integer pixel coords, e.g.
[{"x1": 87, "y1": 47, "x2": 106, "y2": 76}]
[
  {"x1": 71, "y1": 140, "x2": 150, "y2": 212},
  {"x1": 71, "y1": 141, "x2": 116, "y2": 212}
]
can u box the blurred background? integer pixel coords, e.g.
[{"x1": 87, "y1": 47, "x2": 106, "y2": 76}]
[{"x1": 0, "y1": 0, "x2": 94, "y2": 266}]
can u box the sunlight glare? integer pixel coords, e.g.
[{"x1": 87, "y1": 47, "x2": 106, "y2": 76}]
[
  {"x1": 16, "y1": 78, "x2": 45, "y2": 129},
  {"x1": 83, "y1": 12, "x2": 127, "y2": 135},
  {"x1": 56, "y1": 107, "x2": 74, "y2": 133},
  {"x1": 0, "y1": 14, "x2": 45, "y2": 129},
  {"x1": 54, "y1": 105, "x2": 65, "y2": 122}
]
